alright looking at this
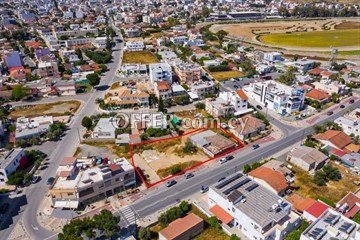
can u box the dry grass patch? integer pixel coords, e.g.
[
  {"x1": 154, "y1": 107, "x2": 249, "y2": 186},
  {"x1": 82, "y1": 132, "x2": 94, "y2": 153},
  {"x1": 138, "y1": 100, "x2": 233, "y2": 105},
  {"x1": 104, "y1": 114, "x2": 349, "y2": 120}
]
[
  {"x1": 9, "y1": 100, "x2": 81, "y2": 119},
  {"x1": 156, "y1": 161, "x2": 201, "y2": 178},
  {"x1": 335, "y1": 21, "x2": 360, "y2": 29},
  {"x1": 293, "y1": 164, "x2": 360, "y2": 203},
  {"x1": 123, "y1": 51, "x2": 160, "y2": 64},
  {"x1": 84, "y1": 140, "x2": 131, "y2": 159},
  {"x1": 210, "y1": 70, "x2": 245, "y2": 81}
]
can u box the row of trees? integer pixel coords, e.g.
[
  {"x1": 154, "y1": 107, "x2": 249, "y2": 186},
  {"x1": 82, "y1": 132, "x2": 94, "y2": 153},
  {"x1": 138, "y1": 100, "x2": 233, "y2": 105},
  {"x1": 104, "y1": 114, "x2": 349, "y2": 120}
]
[
  {"x1": 85, "y1": 50, "x2": 112, "y2": 64},
  {"x1": 278, "y1": 6, "x2": 358, "y2": 18},
  {"x1": 314, "y1": 165, "x2": 342, "y2": 186}
]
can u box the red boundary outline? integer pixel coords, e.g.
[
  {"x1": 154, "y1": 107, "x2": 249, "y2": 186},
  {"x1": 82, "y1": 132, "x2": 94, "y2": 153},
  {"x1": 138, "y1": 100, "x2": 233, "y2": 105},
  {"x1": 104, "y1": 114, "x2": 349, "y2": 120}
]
[{"x1": 129, "y1": 126, "x2": 244, "y2": 188}]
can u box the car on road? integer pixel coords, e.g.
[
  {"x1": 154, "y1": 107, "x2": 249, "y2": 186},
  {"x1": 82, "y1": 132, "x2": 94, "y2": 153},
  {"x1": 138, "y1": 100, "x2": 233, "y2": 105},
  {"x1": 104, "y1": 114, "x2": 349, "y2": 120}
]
[
  {"x1": 184, "y1": 173, "x2": 194, "y2": 179},
  {"x1": 200, "y1": 186, "x2": 209, "y2": 193},
  {"x1": 47, "y1": 177, "x2": 55, "y2": 186},
  {"x1": 31, "y1": 176, "x2": 41, "y2": 184},
  {"x1": 256, "y1": 105, "x2": 263, "y2": 110},
  {"x1": 218, "y1": 177, "x2": 226, "y2": 182},
  {"x1": 166, "y1": 180, "x2": 177, "y2": 187},
  {"x1": 349, "y1": 99, "x2": 355, "y2": 104},
  {"x1": 0, "y1": 203, "x2": 9, "y2": 214},
  {"x1": 252, "y1": 144, "x2": 260, "y2": 150},
  {"x1": 340, "y1": 105, "x2": 345, "y2": 109},
  {"x1": 327, "y1": 111, "x2": 333, "y2": 116},
  {"x1": 225, "y1": 155, "x2": 234, "y2": 161},
  {"x1": 219, "y1": 158, "x2": 227, "y2": 164}
]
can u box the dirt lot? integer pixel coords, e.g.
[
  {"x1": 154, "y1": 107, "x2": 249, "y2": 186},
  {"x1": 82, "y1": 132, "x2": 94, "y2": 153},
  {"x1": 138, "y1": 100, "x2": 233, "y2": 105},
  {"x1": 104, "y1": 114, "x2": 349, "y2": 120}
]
[
  {"x1": 335, "y1": 20, "x2": 360, "y2": 29},
  {"x1": 293, "y1": 163, "x2": 360, "y2": 203},
  {"x1": 123, "y1": 51, "x2": 160, "y2": 64},
  {"x1": 9, "y1": 100, "x2": 81, "y2": 119}
]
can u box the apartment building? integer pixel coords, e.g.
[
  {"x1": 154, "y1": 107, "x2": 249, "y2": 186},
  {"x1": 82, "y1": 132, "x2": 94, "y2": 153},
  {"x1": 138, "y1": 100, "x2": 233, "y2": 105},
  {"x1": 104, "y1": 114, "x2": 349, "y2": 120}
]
[
  {"x1": 205, "y1": 90, "x2": 252, "y2": 118},
  {"x1": 0, "y1": 149, "x2": 26, "y2": 185},
  {"x1": 154, "y1": 81, "x2": 172, "y2": 100},
  {"x1": 37, "y1": 61, "x2": 60, "y2": 78},
  {"x1": 124, "y1": 26, "x2": 141, "y2": 38},
  {"x1": 15, "y1": 116, "x2": 54, "y2": 141},
  {"x1": 174, "y1": 62, "x2": 202, "y2": 83},
  {"x1": 248, "y1": 80, "x2": 305, "y2": 115},
  {"x1": 62, "y1": 38, "x2": 94, "y2": 47},
  {"x1": 149, "y1": 63, "x2": 172, "y2": 85},
  {"x1": 50, "y1": 157, "x2": 136, "y2": 209},
  {"x1": 189, "y1": 81, "x2": 215, "y2": 99},
  {"x1": 209, "y1": 172, "x2": 300, "y2": 240},
  {"x1": 125, "y1": 41, "x2": 144, "y2": 51},
  {"x1": 170, "y1": 35, "x2": 188, "y2": 45},
  {"x1": 300, "y1": 209, "x2": 360, "y2": 240},
  {"x1": 53, "y1": 27, "x2": 98, "y2": 39}
]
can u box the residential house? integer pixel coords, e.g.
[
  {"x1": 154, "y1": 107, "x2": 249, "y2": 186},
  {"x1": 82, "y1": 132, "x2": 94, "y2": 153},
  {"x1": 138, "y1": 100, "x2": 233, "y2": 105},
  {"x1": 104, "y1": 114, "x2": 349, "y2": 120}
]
[
  {"x1": 294, "y1": 59, "x2": 315, "y2": 73},
  {"x1": 189, "y1": 81, "x2": 215, "y2": 99},
  {"x1": 54, "y1": 81, "x2": 76, "y2": 96},
  {"x1": 340, "y1": 153, "x2": 360, "y2": 169},
  {"x1": 159, "y1": 213, "x2": 204, "y2": 240},
  {"x1": 306, "y1": 89, "x2": 331, "y2": 104},
  {"x1": 208, "y1": 172, "x2": 300, "y2": 240},
  {"x1": 205, "y1": 90, "x2": 252, "y2": 118},
  {"x1": 337, "y1": 192, "x2": 360, "y2": 220},
  {"x1": 92, "y1": 118, "x2": 117, "y2": 139},
  {"x1": 313, "y1": 130, "x2": 352, "y2": 150},
  {"x1": 172, "y1": 84, "x2": 188, "y2": 97},
  {"x1": 302, "y1": 201, "x2": 329, "y2": 222},
  {"x1": 300, "y1": 209, "x2": 360, "y2": 240},
  {"x1": 334, "y1": 117, "x2": 360, "y2": 137},
  {"x1": 124, "y1": 26, "x2": 141, "y2": 38},
  {"x1": 121, "y1": 64, "x2": 147, "y2": 76},
  {"x1": 287, "y1": 146, "x2": 328, "y2": 173},
  {"x1": 248, "y1": 80, "x2": 305, "y2": 115},
  {"x1": 149, "y1": 63, "x2": 172, "y2": 85},
  {"x1": 15, "y1": 116, "x2": 54, "y2": 141},
  {"x1": 230, "y1": 114, "x2": 266, "y2": 140},
  {"x1": 4, "y1": 51, "x2": 22, "y2": 68},
  {"x1": 170, "y1": 35, "x2": 188, "y2": 45},
  {"x1": 264, "y1": 52, "x2": 283, "y2": 63},
  {"x1": 312, "y1": 80, "x2": 348, "y2": 96},
  {"x1": 105, "y1": 87, "x2": 149, "y2": 108},
  {"x1": 0, "y1": 149, "x2": 26, "y2": 185},
  {"x1": 154, "y1": 81, "x2": 172, "y2": 100},
  {"x1": 37, "y1": 61, "x2": 60, "y2": 78}
]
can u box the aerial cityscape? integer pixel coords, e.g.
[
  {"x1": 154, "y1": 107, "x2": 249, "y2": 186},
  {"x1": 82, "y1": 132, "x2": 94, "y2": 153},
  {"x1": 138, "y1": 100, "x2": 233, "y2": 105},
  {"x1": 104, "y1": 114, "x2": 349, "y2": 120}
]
[{"x1": 0, "y1": 0, "x2": 359, "y2": 240}]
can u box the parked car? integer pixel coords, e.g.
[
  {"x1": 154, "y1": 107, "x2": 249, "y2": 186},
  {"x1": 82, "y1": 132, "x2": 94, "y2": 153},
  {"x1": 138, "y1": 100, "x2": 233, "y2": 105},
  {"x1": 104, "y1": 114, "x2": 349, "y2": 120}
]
[
  {"x1": 200, "y1": 186, "x2": 209, "y2": 193},
  {"x1": 252, "y1": 144, "x2": 260, "y2": 150},
  {"x1": 327, "y1": 111, "x2": 333, "y2": 116},
  {"x1": 219, "y1": 158, "x2": 227, "y2": 164},
  {"x1": 218, "y1": 177, "x2": 226, "y2": 182},
  {"x1": 340, "y1": 105, "x2": 345, "y2": 109},
  {"x1": 225, "y1": 155, "x2": 234, "y2": 161},
  {"x1": 349, "y1": 99, "x2": 355, "y2": 104},
  {"x1": 31, "y1": 176, "x2": 41, "y2": 184},
  {"x1": 184, "y1": 173, "x2": 194, "y2": 179},
  {"x1": 47, "y1": 177, "x2": 55, "y2": 186},
  {"x1": 256, "y1": 105, "x2": 263, "y2": 110},
  {"x1": 0, "y1": 203, "x2": 9, "y2": 214},
  {"x1": 166, "y1": 180, "x2": 177, "y2": 187}
]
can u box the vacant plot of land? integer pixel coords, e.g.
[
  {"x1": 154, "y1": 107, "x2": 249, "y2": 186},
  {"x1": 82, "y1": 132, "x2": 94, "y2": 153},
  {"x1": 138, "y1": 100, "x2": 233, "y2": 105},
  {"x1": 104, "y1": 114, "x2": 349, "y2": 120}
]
[
  {"x1": 9, "y1": 100, "x2": 81, "y2": 119},
  {"x1": 259, "y1": 29, "x2": 360, "y2": 48},
  {"x1": 84, "y1": 140, "x2": 131, "y2": 159},
  {"x1": 293, "y1": 164, "x2": 360, "y2": 203},
  {"x1": 123, "y1": 51, "x2": 159, "y2": 64},
  {"x1": 210, "y1": 70, "x2": 245, "y2": 81},
  {"x1": 335, "y1": 21, "x2": 360, "y2": 29},
  {"x1": 338, "y1": 50, "x2": 360, "y2": 56}
]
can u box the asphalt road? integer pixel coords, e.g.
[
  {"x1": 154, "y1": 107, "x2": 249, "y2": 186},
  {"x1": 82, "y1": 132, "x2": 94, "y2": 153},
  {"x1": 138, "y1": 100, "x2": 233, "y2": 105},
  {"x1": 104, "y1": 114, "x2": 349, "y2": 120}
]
[
  {"x1": 129, "y1": 99, "x2": 360, "y2": 222},
  {"x1": 0, "y1": 34, "x2": 124, "y2": 240}
]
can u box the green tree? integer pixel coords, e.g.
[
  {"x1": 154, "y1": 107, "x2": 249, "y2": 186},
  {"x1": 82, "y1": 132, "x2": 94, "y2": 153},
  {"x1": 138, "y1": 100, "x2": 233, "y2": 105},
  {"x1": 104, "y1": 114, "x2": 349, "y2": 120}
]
[
  {"x1": 208, "y1": 216, "x2": 221, "y2": 229},
  {"x1": 86, "y1": 73, "x2": 100, "y2": 86},
  {"x1": 243, "y1": 164, "x2": 251, "y2": 173},
  {"x1": 93, "y1": 209, "x2": 119, "y2": 237},
  {"x1": 138, "y1": 227, "x2": 152, "y2": 240},
  {"x1": 230, "y1": 234, "x2": 239, "y2": 240},
  {"x1": 140, "y1": 132, "x2": 149, "y2": 141},
  {"x1": 183, "y1": 140, "x2": 197, "y2": 154},
  {"x1": 81, "y1": 116, "x2": 93, "y2": 130},
  {"x1": 216, "y1": 30, "x2": 228, "y2": 44},
  {"x1": 158, "y1": 96, "x2": 165, "y2": 113},
  {"x1": 12, "y1": 85, "x2": 29, "y2": 101}
]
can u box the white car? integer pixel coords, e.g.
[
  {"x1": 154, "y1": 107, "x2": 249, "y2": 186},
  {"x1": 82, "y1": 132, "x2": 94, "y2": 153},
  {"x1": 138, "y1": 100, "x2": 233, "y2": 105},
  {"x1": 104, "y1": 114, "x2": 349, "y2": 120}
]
[{"x1": 219, "y1": 158, "x2": 227, "y2": 164}]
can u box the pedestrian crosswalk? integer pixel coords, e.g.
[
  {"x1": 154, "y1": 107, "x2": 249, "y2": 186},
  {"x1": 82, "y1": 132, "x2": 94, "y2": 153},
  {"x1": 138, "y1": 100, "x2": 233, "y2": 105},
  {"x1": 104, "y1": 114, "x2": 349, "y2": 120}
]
[{"x1": 118, "y1": 205, "x2": 137, "y2": 227}]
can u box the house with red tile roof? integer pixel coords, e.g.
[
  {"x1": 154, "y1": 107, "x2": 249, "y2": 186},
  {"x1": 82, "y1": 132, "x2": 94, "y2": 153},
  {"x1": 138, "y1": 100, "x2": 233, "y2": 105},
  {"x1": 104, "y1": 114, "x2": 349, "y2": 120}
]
[
  {"x1": 159, "y1": 213, "x2": 204, "y2": 240},
  {"x1": 248, "y1": 166, "x2": 289, "y2": 196},
  {"x1": 313, "y1": 130, "x2": 352, "y2": 150},
  {"x1": 337, "y1": 192, "x2": 360, "y2": 219},
  {"x1": 303, "y1": 201, "x2": 329, "y2": 222},
  {"x1": 306, "y1": 89, "x2": 330, "y2": 103}
]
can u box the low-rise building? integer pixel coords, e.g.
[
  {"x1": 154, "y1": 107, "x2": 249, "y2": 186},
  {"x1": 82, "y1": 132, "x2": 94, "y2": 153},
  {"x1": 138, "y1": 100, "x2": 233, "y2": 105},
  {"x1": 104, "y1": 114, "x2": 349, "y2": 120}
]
[
  {"x1": 306, "y1": 89, "x2": 331, "y2": 104},
  {"x1": 154, "y1": 81, "x2": 172, "y2": 100},
  {"x1": 208, "y1": 172, "x2": 300, "y2": 240},
  {"x1": 15, "y1": 116, "x2": 53, "y2": 141},
  {"x1": 205, "y1": 90, "x2": 252, "y2": 118},
  {"x1": 264, "y1": 52, "x2": 283, "y2": 63},
  {"x1": 230, "y1": 114, "x2": 266, "y2": 140},
  {"x1": 334, "y1": 117, "x2": 360, "y2": 137},
  {"x1": 105, "y1": 87, "x2": 149, "y2": 108},
  {"x1": 124, "y1": 26, "x2": 141, "y2": 38},
  {"x1": 92, "y1": 118, "x2": 117, "y2": 139},
  {"x1": 125, "y1": 41, "x2": 144, "y2": 51},
  {"x1": 300, "y1": 209, "x2": 360, "y2": 240},
  {"x1": 313, "y1": 130, "x2": 352, "y2": 150},
  {"x1": 287, "y1": 146, "x2": 328, "y2": 173},
  {"x1": 170, "y1": 35, "x2": 188, "y2": 45},
  {"x1": 159, "y1": 213, "x2": 204, "y2": 240},
  {"x1": 189, "y1": 81, "x2": 215, "y2": 99},
  {"x1": 0, "y1": 149, "x2": 26, "y2": 185},
  {"x1": 50, "y1": 157, "x2": 136, "y2": 209},
  {"x1": 37, "y1": 61, "x2": 60, "y2": 78},
  {"x1": 337, "y1": 192, "x2": 360, "y2": 220}
]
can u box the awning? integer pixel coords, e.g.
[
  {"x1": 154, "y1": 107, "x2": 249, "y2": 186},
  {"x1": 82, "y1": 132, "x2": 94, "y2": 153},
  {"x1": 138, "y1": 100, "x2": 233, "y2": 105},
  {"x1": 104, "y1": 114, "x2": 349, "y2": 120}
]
[
  {"x1": 234, "y1": 108, "x2": 253, "y2": 116},
  {"x1": 54, "y1": 200, "x2": 79, "y2": 209},
  {"x1": 210, "y1": 204, "x2": 234, "y2": 225}
]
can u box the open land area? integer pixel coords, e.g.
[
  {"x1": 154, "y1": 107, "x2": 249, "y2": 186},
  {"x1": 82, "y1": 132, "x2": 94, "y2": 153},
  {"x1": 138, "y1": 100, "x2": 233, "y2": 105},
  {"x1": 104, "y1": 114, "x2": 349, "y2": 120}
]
[
  {"x1": 122, "y1": 50, "x2": 160, "y2": 64},
  {"x1": 9, "y1": 100, "x2": 81, "y2": 119},
  {"x1": 209, "y1": 70, "x2": 245, "y2": 81}
]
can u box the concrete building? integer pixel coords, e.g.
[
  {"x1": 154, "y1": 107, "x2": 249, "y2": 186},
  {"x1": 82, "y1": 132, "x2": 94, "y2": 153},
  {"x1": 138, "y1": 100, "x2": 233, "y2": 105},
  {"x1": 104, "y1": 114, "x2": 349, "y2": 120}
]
[
  {"x1": 154, "y1": 81, "x2": 172, "y2": 100},
  {"x1": 37, "y1": 61, "x2": 60, "y2": 78},
  {"x1": 230, "y1": 114, "x2": 266, "y2": 141},
  {"x1": 287, "y1": 146, "x2": 328, "y2": 172},
  {"x1": 53, "y1": 28, "x2": 98, "y2": 39},
  {"x1": 0, "y1": 149, "x2": 26, "y2": 185},
  {"x1": 174, "y1": 62, "x2": 202, "y2": 83},
  {"x1": 125, "y1": 41, "x2": 144, "y2": 51},
  {"x1": 15, "y1": 116, "x2": 53, "y2": 141},
  {"x1": 159, "y1": 213, "x2": 204, "y2": 240},
  {"x1": 264, "y1": 52, "x2": 283, "y2": 63},
  {"x1": 189, "y1": 81, "x2": 215, "y2": 99},
  {"x1": 300, "y1": 209, "x2": 360, "y2": 240},
  {"x1": 208, "y1": 172, "x2": 300, "y2": 240},
  {"x1": 334, "y1": 117, "x2": 360, "y2": 137},
  {"x1": 149, "y1": 63, "x2": 172, "y2": 84},
  {"x1": 170, "y1": 35, "x2": 188, "y2": 45},
  {"x1": 248, "y1": 80, "x2": 305, "y2": 115},
  {"x1": 50, "y1": 157, "x2": 136, "y2": 209},
  {"x1": 4, "y1": 51, "x2": 22, "y2": 68},
  {"x1": 92, "y1": 118, "x2": 117, "y2": 139},
  {"x1": 205, "y1": 90, "x2": 252, "y2": 118}
]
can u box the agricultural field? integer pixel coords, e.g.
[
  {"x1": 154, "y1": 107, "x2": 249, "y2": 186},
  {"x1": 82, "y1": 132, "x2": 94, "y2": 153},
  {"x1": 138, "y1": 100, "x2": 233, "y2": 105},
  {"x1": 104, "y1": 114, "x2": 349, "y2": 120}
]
[
  {"x1": 259, "y1": 29, "x2": 360, "y2": 48},
  {"x1": 9, "y1": 100, "x2": 81, "y2": 119},
  {"x1": 122, "y1": 51, "x2": 160, "y2": 64},
  {"x1": 209, "y1": 70, "x2": 245, "y2": 81}
]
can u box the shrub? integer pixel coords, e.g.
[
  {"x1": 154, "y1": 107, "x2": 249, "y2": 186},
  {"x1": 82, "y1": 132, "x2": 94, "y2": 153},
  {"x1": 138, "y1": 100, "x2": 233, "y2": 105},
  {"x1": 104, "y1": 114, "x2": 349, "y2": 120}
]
[{"x1": 208, "y1": 216, "x2": 221, "y2": 229}]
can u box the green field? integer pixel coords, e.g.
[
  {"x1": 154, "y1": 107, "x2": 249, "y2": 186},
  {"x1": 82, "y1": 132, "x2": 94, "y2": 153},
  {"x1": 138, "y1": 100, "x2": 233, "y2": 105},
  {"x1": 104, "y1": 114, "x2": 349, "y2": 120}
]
[{"x1": 259, "y1": 29, "x2": 360, "y2": 48}]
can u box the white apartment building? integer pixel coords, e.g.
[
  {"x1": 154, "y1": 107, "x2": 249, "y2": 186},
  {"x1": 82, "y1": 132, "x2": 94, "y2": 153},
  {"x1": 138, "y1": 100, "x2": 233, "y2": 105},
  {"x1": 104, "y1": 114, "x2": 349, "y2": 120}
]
[
  {"x1": 248, "y1": 80, "x2": 305, "y2": 115},
  {"x1": 149, "y1": 63, "x2": 172, "y2": 85},
  {"x1": 312, "y1": 80, "x2": 348, "y2": 95},
  {"x1": 189, "y1": 81, "x2": 216, "y2": 99},
  {"x1": 92, "y1": 37, "x2": 107, "y2": 49},
  {"x1": 62, "y1": 38, "x2": 94, "y2": 47},
  {"x1": 0, "y1": 149, "x2": 26, "y2": 185},
  {"x1": 50, "y1": 157, "x2": 136, "y2": 209},
  {"x1": 334, "y1": 117, "x2": 360, "y2": 137},
  {"x1": 125, "y1": 41, "x2": 144, "y2": 51},
  {"x1": 53, "y1": 28, "x2": 98, "y2": 39},
  {"x1": 300, "y1": 209, "x2": 360, "y2": 240},
  {"x1": 209, "y1": 172, "x2": 300, "y2": 240},
  {"x1": 170, "y1": 35, "x2": 188, "y2": 45},
  {"x1": 205, "y1": 90, "x2": 252, "y2": 118},
  {"x1": 264, "y1": 52, "x2": 283, "y2": 63}
]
